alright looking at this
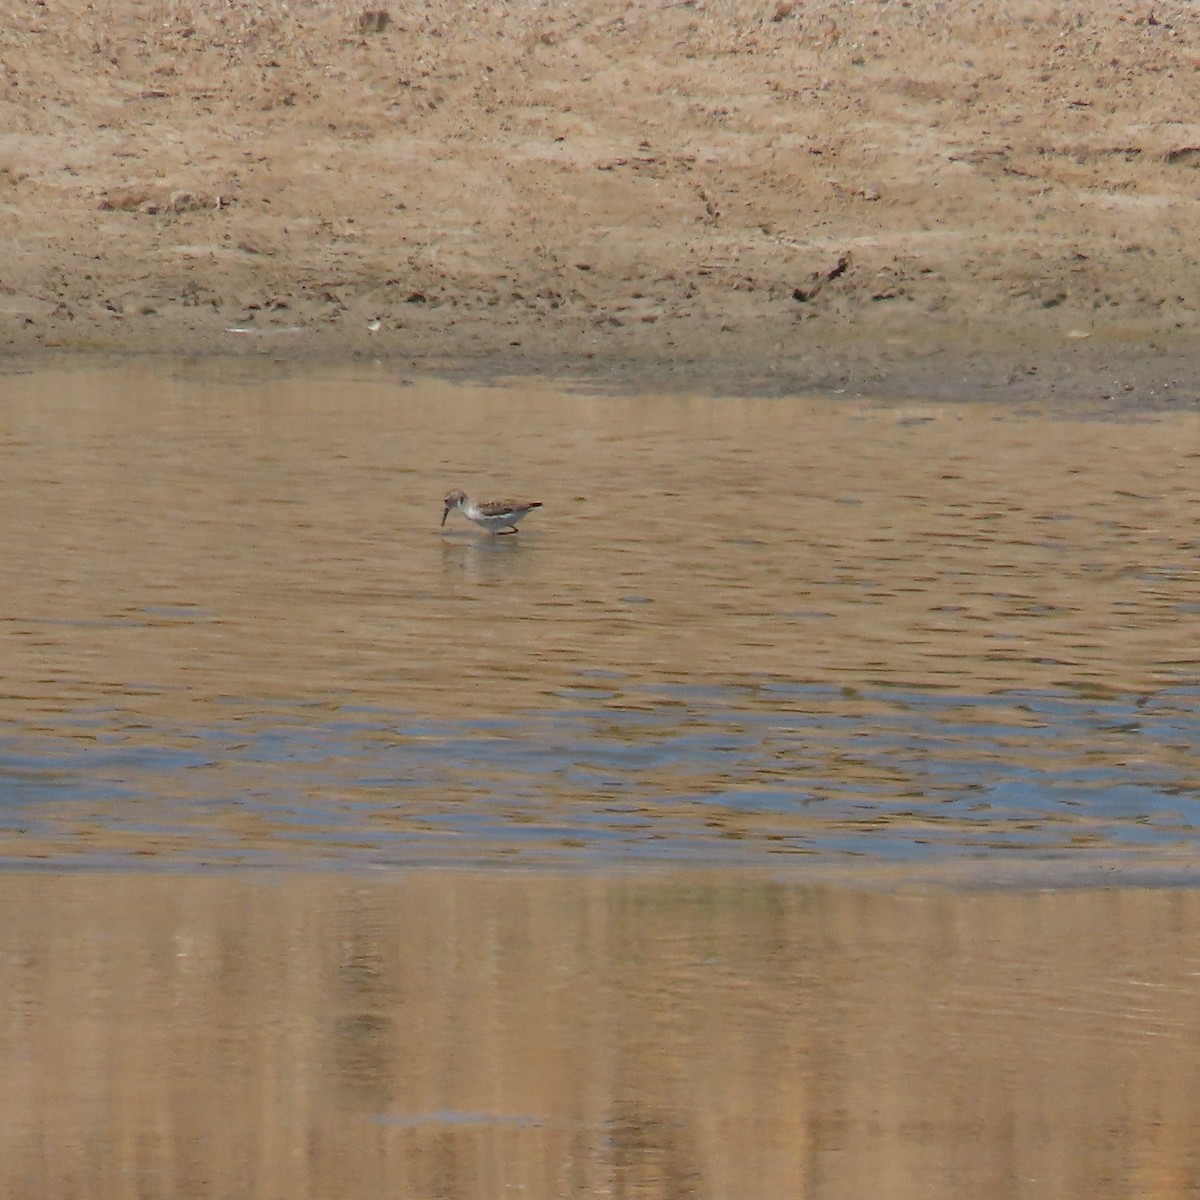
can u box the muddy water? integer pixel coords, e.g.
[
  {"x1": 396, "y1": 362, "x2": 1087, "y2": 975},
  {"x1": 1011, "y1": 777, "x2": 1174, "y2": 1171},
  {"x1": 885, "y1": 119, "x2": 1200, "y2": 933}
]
[
  {"x1": 2, "y1": 361, "x2": 1199, "y2": 871},
  {"x1": 2, "y1": 872, "x2": 1200, "y2": 1200},
  {"x1": 4, "y1": 362, "x2": 1200, "y2": 1199}
]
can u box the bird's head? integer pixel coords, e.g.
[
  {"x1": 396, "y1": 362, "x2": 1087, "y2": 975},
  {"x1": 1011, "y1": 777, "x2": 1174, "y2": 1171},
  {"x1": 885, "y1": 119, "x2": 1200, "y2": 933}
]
[{"x1": 442, "y1": 489, "x2": 468, "y2": 526}]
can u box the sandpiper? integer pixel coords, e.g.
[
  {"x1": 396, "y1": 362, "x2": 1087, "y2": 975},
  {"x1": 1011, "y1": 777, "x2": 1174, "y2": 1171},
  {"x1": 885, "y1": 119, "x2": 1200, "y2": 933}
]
[{"x1": 441, "y1": 489, "x2": 542, "y2": 535}]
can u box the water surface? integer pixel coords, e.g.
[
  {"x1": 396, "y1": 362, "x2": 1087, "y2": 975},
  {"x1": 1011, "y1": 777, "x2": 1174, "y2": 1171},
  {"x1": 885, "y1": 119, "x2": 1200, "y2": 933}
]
[
  {"x1": 2, "y1": 872, "x2": 1199, "y2": 1200},
  {"x1": 5, "y1": 363, "x2": 1200, "y2": 1198},
  {"x1": 2, "y1": 361, "x2": 1199, "y2": 875}
]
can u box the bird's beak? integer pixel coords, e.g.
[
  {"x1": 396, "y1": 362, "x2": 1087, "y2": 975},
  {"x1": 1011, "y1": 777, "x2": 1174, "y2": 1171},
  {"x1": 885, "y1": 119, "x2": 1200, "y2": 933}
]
[{"x1": 441, "y1": 504, "x2": 450, "y2": 527}]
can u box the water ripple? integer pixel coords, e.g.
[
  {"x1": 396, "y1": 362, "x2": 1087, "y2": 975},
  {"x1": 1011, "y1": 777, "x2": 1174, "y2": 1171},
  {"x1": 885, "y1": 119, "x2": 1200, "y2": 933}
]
[{"x1": 2, "y1": 683, "x2": 1198, "y2": 873}]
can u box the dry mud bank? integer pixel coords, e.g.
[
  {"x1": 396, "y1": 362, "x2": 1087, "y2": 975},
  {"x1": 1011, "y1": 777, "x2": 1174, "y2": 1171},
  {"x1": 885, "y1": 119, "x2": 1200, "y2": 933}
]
[{"x1": 0, "y1": 0, "x2": 1197, "y2": 398}]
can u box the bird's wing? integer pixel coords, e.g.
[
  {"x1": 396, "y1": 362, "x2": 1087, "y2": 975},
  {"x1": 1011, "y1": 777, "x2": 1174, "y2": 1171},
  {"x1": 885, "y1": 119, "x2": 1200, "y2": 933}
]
[{"x1": 477, "y1": 500, "x2": 539, "y2": 516}]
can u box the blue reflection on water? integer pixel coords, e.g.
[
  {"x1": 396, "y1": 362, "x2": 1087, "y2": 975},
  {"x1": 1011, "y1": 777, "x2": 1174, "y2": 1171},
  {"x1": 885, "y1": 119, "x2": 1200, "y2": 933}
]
[{"x1": 1, "y1": 682, "x2": 1199, "y2": 871}]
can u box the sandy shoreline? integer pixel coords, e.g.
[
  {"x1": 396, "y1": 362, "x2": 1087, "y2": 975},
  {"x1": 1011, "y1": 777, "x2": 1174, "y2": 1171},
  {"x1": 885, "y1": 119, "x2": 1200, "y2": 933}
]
[{"x1": 1, "y1": 0, "x2": 1197, "y2": 400}]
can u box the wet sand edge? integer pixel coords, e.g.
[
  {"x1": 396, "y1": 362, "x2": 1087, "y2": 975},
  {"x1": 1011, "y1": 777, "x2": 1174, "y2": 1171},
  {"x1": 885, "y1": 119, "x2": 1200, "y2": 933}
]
[{"x1": 4, "y1": 323, "x2": 1199, "y2": 408}]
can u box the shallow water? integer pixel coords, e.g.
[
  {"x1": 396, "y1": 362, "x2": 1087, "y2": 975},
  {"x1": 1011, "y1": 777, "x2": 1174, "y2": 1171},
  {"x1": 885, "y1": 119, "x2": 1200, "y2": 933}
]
[
  {"x1": 2, "y1": 360, "x2": 1200, "y2": 875},
  {"x1": 6, "y1": 362, "x2": 1200, "y2": 1198},
  {"x1": 3, "y1": 872, "x2": 1200, "y2": 1200}
]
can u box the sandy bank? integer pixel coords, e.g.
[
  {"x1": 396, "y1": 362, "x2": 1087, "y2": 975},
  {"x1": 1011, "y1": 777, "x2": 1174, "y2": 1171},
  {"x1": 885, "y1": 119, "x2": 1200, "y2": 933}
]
[{"x1": 1, "y1": 0, "x2": 1197, "y2": 399}]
